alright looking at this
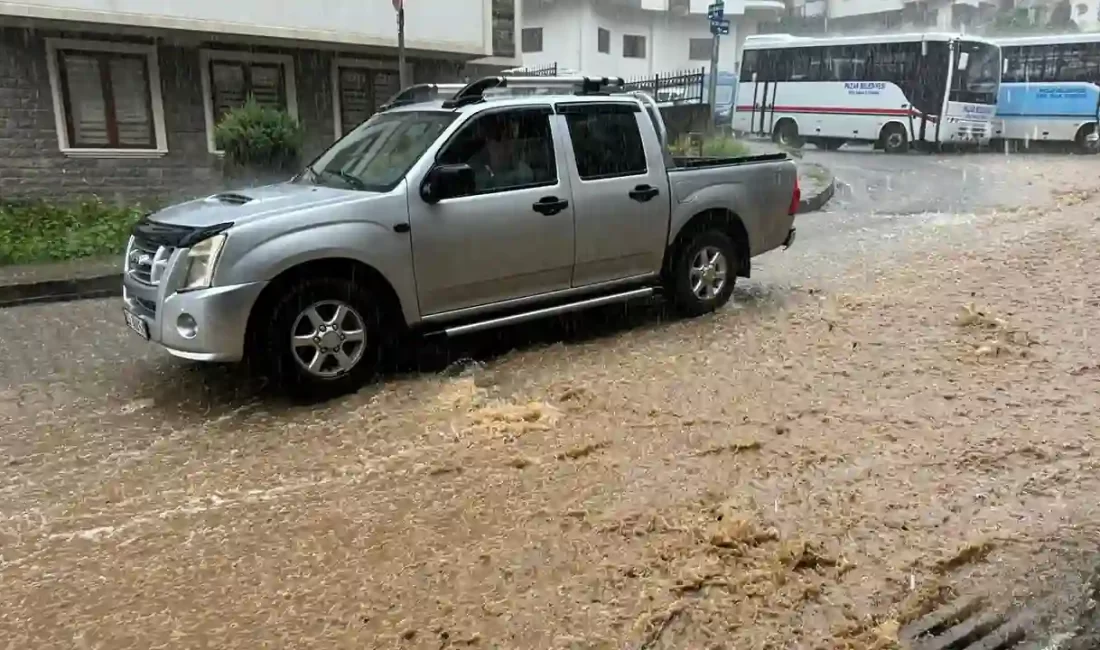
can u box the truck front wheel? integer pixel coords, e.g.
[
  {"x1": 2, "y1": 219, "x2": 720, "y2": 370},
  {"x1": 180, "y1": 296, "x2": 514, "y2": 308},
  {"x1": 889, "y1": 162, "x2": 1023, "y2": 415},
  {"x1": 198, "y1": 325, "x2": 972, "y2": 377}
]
[
  {"x1": 257, "y1": 276, "x2": 383, "y2": 399},
  {"x1": 666, "y1": 230, "x2": 739, "y2": 317}
]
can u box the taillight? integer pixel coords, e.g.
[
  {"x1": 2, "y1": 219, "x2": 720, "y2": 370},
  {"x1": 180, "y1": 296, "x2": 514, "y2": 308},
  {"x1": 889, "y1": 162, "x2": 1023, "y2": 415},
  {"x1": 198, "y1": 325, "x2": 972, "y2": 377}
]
[{"x1": 788, "y1": 177, "x2": 801, "y2": 216}]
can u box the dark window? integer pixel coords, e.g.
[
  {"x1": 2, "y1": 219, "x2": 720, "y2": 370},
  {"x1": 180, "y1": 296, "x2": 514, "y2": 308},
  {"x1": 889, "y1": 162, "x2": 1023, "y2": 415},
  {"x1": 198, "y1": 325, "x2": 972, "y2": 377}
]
[
  {"x1": 437, "y1": 109, "x2": 557, "y2": 194},
  {"x1": 209, "y1": 59, "x2": 287, "y2": 120},
  {"x1": 492, "y1": 0, "x2": 516, "y2": 57},
  {"x1": 689, "y1": 38, "x2": 711, "y2": 61},
  {"x1": 598, "y1": 28, "x2": 611, "y2": 54},
  {"x1": 57, "y1": 49, "x2": 154, "y2": 149},
  {"x1": 825, "y1": 46, "x2": 869, "y2": 81},
  {"x1": 1057, "y1": 43, "x2": 1100, "y2": 82},
  {"x1": 623, "y1": 35, "x2": 646, "y2": 59},
  {"x1": 521, "y1": 28, "x2": 543, "y2": 53},
  {"x1": 739, "y1": 49, "x2": 758, "y2": 82},
  {"x1": 338, "y1": 66, "x2": 399, "y2": 135},
  {"x1": 561, "y1": 105, "x2": 646, "y2": 180},
  {"x1": 1003, "y1": 46, "x2": 1025, "y2": 83}
]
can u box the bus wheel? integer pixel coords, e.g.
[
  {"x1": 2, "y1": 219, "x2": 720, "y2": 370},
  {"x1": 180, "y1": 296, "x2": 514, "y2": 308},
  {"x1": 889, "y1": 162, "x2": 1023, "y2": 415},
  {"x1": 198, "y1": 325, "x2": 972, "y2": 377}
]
[
  {"x1": 1075, "y1": 124, "x2": 1099, "y2": 154},
  {"x1": 772, "y1": 120, "x2": 803, "y2": 149},
  {"x1": 880, "y1": 124, "x2": 909, "y2": 154}
]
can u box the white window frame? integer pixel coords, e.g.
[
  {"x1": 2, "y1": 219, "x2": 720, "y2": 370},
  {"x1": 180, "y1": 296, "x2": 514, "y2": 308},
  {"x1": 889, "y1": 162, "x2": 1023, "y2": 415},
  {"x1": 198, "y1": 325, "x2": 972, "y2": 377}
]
[
  {"x1": 330, "y1": 57, "x2": 399, "y2": 139},
  {"x1": 44, "y1": 38, "x2": 168, "y2": 159},
  {"x1": 200, "y1": 49, "x2": 299, "y2": 155}
]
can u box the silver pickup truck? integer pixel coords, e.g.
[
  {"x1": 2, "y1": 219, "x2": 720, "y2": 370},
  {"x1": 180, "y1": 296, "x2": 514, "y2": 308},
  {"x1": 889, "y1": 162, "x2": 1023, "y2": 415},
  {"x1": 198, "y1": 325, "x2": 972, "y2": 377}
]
[{"x1": 121, "y1": 76, "x2": 800, "y2": 397}]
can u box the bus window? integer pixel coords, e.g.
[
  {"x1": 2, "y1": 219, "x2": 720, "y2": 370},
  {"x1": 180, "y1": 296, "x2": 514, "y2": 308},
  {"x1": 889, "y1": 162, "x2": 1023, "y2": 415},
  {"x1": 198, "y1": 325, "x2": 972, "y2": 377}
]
[{"x1": 740, "y1": 50, "x2": 758, "y2": 83}]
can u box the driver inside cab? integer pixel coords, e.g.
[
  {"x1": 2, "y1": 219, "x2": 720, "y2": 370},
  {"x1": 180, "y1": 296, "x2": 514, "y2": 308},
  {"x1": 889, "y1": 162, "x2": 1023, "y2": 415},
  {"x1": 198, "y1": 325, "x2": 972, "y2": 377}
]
[{"x1": 467, "y1": 115, "x2": 536, "y2": 190}]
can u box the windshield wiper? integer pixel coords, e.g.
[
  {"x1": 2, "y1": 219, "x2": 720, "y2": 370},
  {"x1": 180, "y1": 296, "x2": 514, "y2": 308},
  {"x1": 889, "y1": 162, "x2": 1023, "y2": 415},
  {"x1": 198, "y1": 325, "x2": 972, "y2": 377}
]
[
  {"x1": 332, "y1": 170, "x2": 367, "y2": 191},
  {"x1": 309, "y1": 166, "x2": 367, "y2": 191}
]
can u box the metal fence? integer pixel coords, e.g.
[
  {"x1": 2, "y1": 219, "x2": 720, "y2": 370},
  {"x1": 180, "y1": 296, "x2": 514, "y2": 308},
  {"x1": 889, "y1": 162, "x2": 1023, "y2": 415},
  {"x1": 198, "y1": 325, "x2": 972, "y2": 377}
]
[
  {"x1": 503, "y1": 63, "x2": 559, "y2": 77},
  {"x1": 623, "y1": 68, "x2": 706, "y2": 104}
]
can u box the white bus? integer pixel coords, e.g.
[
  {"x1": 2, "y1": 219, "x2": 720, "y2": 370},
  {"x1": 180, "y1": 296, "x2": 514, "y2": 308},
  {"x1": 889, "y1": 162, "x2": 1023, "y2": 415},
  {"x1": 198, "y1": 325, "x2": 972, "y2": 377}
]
[
  {"x1": 992, "y1": 33, "x2": 1100, "y2": 152},
  {"x1": 732, "y1": 33, "x2": 1002, "y2": 153}
]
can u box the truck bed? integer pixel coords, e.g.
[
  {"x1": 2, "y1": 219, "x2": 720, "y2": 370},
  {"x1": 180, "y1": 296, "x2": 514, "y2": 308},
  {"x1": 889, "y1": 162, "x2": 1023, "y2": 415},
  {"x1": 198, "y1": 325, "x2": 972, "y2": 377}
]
[{"x1": 670, "y1": 152, "x2": 789, "y2": 170}]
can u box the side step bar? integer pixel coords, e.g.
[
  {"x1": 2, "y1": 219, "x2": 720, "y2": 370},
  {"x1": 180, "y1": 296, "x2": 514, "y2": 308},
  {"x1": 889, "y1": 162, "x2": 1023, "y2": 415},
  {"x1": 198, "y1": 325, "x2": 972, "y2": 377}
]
[{"x1": 441, "y1": 287, "x2": 656, "y2": 337}]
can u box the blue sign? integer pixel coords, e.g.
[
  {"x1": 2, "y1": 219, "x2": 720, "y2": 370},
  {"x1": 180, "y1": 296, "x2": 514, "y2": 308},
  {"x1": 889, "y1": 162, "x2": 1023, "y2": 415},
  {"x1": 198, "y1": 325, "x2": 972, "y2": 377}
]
[
  {"x1": 710, "y1": 18, "x2": 730, "y2": 35},
  {"x1": 708, "y1": 2, "x2": 724, "y2": 20}
]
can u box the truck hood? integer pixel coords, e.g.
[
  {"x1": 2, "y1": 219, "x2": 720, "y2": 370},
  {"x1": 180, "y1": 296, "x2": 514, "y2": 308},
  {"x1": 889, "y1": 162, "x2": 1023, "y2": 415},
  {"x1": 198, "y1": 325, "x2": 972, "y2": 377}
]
[{"x1": 149, "y1": 182, "x2": 374, "y2": 229}]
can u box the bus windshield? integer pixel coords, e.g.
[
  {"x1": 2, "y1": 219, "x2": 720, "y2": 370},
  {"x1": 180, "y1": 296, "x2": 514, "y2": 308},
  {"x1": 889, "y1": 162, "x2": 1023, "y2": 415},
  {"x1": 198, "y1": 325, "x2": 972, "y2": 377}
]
[{"x1": 951, "y1": 41, "x2": 1000, "y2": 105}]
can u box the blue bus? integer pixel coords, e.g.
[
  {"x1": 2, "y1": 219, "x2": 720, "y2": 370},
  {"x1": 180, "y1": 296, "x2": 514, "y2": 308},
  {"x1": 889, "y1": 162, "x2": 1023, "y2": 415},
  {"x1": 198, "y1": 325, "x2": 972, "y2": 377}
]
[{"x1": 994, "y1": 34, "x2": 1100, "y2": 152}]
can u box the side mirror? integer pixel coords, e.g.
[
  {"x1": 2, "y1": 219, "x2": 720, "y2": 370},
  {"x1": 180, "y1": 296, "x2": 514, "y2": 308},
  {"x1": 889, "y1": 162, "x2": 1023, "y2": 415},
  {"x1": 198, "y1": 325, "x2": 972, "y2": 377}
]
[{"x1": 421, "y1": 163, "x2": 476, "y2": 204}]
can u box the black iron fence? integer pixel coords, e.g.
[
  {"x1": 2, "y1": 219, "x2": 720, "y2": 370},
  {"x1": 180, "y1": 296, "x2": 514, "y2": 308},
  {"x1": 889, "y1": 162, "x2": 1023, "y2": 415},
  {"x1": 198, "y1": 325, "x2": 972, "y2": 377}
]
[
  {"x1": 623, "y1": 68, "x2": 706, "y2": 104},
  {"x1": 503, "y1": 63, "x2": 559, "y2": 77}
]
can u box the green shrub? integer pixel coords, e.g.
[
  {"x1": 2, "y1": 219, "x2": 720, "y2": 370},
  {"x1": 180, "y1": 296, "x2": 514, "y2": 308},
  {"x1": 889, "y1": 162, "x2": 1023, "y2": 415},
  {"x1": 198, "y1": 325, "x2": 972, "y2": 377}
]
[
  {"x1": 668, "y1": 134, "x2": 750, "y2": 158},
  {"x1": 0, "y1": 199, "x2": 145, "y2": 265},
  {"x1": 214, "y1": 97, "x2": 304, "y2": 172}
]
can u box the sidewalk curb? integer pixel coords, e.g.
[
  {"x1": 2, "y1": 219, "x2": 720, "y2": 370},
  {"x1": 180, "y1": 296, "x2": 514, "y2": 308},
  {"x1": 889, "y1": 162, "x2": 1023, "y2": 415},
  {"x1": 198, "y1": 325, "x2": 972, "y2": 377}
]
[
  {"x1": 0, "y1": 273, "x2": 122, "y2": 309},
  {"x1": 797, "y1": 167, "x2": 837, "y2": 215}
]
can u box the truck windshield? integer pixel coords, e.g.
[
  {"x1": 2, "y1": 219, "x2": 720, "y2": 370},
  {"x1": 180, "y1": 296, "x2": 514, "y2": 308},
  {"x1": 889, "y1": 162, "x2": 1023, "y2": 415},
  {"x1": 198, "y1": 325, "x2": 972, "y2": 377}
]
[
  {"x1": 950, "y1": 41, "x2": 1000, "y2": 105},
  {"x1": 301, "y1": 110, "x2": 457, "y2": 192}
]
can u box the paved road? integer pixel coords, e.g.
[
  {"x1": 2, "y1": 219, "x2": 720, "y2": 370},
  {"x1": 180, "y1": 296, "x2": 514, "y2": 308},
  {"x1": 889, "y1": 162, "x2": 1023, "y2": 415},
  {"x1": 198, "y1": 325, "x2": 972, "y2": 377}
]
[
  {"x1": 0, "y1": 148, "x2": 1087, "y2": 399},
  {"x1": 1, "y1": 149, "x2": 1098, "y2": 648}
]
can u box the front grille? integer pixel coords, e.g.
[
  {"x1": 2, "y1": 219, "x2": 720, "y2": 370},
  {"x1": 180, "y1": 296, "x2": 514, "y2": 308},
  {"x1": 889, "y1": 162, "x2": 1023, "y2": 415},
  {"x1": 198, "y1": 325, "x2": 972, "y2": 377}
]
[{"x1": 126, "y1": 237, "x2": 173, "y2": 286}]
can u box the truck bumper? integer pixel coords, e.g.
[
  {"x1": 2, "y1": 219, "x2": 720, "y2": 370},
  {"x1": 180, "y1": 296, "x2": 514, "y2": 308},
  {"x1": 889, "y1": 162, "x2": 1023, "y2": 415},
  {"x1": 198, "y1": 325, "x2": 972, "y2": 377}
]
[{"x1": 123, "y1": 278, "x2": 268, "y2": 363}]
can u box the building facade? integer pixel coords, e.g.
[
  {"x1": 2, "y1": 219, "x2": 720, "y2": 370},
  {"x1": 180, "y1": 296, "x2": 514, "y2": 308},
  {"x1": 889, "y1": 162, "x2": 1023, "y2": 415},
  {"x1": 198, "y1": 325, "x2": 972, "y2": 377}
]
[
  {"x1": 0, "y1": 0, "x2": 520, "y2": 204},
  {"x1": 518, "y1": 0, "x2": 785, "y2": 80},
  {"x1": 778, "y1": 0, "x2": 1099, "y2": 34}
]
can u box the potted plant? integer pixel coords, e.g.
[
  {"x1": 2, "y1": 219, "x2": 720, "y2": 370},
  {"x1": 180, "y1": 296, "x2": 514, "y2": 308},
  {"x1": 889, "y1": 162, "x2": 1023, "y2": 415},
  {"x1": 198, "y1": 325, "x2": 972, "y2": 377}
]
[{"x1": 214, "y1": 96, "x2": 304, "y2": 187}]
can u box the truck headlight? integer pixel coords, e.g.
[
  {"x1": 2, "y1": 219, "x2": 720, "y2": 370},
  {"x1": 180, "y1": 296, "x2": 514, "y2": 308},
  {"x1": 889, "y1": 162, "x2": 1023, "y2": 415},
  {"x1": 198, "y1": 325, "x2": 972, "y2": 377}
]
[{"x1": 182, "y1": 233, "x2": 227, "y2": 290}]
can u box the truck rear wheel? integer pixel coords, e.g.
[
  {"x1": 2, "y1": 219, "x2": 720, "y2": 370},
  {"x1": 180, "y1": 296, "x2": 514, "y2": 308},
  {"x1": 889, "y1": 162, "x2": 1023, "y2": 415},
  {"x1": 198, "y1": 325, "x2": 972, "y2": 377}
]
[
  {"x1": 666, "y1": 230, "x2": 739, "y2": 317},
  {"x1": 257, "y1": 275, "x2": 383, "y2": 400}
]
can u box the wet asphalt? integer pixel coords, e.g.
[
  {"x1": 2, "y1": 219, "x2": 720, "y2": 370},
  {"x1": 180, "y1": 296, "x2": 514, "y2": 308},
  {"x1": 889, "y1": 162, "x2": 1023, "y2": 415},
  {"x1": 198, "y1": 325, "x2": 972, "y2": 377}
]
[
  {"x1": 0, "y1": 146, "x2": 1083, "y2": 395},
  {"x1": 1, "y1": 147, "x2": 1098, "y2": 648}
]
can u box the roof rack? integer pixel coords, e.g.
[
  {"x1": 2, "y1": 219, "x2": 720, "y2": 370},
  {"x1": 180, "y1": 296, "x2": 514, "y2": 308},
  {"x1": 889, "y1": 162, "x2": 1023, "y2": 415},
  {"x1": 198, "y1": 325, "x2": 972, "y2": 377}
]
[
  {"x1": 441, "y1": 75, "x2": 626, "y2": 108},
  {"x1": 379, "y1": 83, "x2": 467, "y2": 111}
]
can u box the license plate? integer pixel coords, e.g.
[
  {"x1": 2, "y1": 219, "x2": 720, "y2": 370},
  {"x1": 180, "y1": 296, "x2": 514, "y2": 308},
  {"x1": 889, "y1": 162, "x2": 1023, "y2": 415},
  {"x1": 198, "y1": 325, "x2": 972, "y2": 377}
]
[{"x1": 123, "y1": 308, "x2": 150, "y2": 340}]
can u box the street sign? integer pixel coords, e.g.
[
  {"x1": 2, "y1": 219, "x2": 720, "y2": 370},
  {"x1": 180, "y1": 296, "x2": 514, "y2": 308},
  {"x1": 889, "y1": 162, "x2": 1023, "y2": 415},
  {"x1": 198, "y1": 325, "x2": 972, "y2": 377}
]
[
  {"x1": 710, "y1": 19, "x2": 730, "y2": 35},
  {"x1": 707, "y1": 1, "x2": 724, "y2": 20}
]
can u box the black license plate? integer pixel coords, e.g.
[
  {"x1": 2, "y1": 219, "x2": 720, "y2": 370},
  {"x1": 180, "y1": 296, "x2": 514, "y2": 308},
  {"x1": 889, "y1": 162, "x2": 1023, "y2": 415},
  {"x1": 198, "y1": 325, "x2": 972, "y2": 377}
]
[{"x1": 123, "y1": 308, "x2": 150, "y2": 340}]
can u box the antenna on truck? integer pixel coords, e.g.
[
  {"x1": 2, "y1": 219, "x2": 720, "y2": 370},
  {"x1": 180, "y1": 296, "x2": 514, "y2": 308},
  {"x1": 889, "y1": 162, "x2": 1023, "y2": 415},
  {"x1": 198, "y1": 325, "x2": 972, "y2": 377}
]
[{"x1": 441, "y1": 75, "x2": 627, "y2": 108}]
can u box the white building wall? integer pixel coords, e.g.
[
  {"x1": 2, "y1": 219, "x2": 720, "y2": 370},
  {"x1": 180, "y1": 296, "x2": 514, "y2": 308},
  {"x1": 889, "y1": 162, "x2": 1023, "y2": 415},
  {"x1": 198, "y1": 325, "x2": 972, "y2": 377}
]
[
  {"x1": 522, "y1": 0, "x2": 749, "y2": 78},
  {"x1": 827, "y1": 0, "x2": 904, "y2": 19},
  {"x1": 0, "y1": 0, "x2": 497, "y2": 55}
]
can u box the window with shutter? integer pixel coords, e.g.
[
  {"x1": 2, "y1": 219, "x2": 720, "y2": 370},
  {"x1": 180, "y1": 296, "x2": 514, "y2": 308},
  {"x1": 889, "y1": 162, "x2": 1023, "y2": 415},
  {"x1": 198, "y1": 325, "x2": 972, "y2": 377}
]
[
  {"x1": 57, "y1": 49, "x2": 154, "y2": 149},
  {"x1": 338, "y1": 65, "x2": 400, "y2": 135},
  {"x1": 209, "y1": 60, "x2": 287, "y2": 120}
]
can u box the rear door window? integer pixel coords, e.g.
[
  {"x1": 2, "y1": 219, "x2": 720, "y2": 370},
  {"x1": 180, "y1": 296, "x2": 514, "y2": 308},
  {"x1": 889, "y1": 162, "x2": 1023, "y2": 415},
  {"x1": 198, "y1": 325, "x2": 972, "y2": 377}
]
[{"x1": 558, "y1": 103, "x2": 647, "y2": 180}]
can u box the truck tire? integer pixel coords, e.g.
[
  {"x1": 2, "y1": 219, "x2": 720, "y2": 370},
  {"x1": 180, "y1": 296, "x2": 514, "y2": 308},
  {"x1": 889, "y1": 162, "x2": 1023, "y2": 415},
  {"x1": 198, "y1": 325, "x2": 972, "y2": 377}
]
[
  {"x1": 258, "y1": 275, "x2": 383, "y2": 400},
  {"x1": 666, "y1": 229, "x2": 739, "y2": 317}
]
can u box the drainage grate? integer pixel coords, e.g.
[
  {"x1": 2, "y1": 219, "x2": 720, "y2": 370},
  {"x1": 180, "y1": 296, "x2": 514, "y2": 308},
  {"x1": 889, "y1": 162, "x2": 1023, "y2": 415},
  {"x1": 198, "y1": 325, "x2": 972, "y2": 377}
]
[{"x1": 901, "y1": 597, "x2": 1042, "y2": 650}]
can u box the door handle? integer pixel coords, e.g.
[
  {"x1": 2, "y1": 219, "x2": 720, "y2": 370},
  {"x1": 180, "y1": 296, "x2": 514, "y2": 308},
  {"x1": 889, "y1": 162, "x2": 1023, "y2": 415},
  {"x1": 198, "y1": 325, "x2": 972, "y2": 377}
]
[
  {"x1": 629, "y1": 185, "x2": 660, "y2": 202},
  {"x1": 532, "y1": 196, "x2": 569, "y2": 215}
]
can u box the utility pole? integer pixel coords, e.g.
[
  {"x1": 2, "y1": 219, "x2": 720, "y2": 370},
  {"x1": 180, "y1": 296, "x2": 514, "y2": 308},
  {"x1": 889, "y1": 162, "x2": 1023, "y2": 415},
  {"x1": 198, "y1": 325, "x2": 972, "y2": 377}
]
[
  {"x1": 707, "y1": 1, "x2": 729, "y2": 131},
  {"x1": 394, "y1": 0, "x2": 408, "y2": 88}
]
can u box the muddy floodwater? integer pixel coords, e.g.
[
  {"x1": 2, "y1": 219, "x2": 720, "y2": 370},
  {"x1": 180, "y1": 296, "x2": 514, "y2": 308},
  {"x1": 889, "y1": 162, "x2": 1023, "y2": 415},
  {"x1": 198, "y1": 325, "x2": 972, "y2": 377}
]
[{"x1": 1, "y1": 156, "x2": 1099, "y2": 649}]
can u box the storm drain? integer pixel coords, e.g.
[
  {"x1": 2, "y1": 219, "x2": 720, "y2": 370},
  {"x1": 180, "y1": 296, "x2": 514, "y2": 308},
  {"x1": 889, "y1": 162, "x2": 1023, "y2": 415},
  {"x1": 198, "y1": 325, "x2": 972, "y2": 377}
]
[{"x1": 900, "y1": 597, "x2": 1043, "y2": 650}]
